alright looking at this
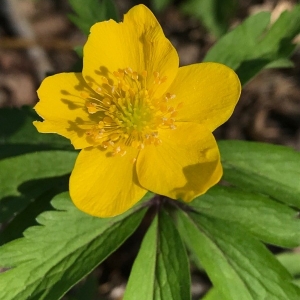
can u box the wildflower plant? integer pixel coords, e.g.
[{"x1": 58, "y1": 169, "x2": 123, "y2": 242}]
[{"x1": 0, "y1": 1, "x2": 300, "y2": 299}]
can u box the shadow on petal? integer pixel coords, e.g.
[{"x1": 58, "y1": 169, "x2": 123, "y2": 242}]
[{"x1": 171, "y1": 160, "x2": 221, "y2": 202}]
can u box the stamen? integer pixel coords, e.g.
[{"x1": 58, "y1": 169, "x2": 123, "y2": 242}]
[
  {"x1": 83, "y1": 67, "x2": 181, "y2": 156},
  {"x1": 101, "y1": 76, "x2": 109, "y2": 84},
  {"x1": 86, "y1": 102, "x2": 98, "y2": 114}
]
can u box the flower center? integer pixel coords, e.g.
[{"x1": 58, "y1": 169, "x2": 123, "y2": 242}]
[{"x1": 81, "y1": 68, "x2": 182, "y2": 156}]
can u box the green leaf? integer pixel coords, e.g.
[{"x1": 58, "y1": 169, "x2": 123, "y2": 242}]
[
  {"x1": 74, "y1": 46, "x2": 83, "y2": 58},
  {"x1": 0, "y1": 107, "x2": 72, "y2": 159},
  {"x1": 0, "y1": 192, "x2": 149, "y2": 300},
  {"x1": 181, "y1": 0, "x2": 237, "y2": 38},
  {"x1": 201, "y1": 287, "x2": 221, "y2": 300},
  {"x1": 175, "y1": 210, "x2": 300, "y2": 300},
  {"x1": 277, "y1": 252, "x2": 300, "y2": 278},
  {"x1": 0, "y1": 175, "x2": 68, "y2": 245},
  {"x1": 189, "y1": 185, "x2": 300, "y2": 248},
  {"x1": 219, "y1": 140, "x2": 300, "y2": 209},
  {"x1": 204, "y1": 11, "x2": 270, "y2": 68},
  {"x1": 68, "y1": 0, "x2": 119, "y2": 35},
  {"x1": 266, "y1": 58, "x2": 294, "y2": 69},
  {"x1": 204, "y1": 5, "x2": 300, "y2": 85},
  {"x1": 151, "y1": 0, "x2": 173, "y2": 13},
  {"x1": 124, "y1": 209, "x2": 191, "y2": 300},
  {"x1": 0, "y1": 151, "x2": 77, "y2": 224}
]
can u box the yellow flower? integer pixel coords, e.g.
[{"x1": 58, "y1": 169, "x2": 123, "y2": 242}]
[{"x1": 33, "y1": 5, "x2": 241, "y2": 217}]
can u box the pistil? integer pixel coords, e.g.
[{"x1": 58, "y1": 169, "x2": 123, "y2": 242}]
[{"x1": 81, "y1": 68, "x2": 182, "y2": 156}]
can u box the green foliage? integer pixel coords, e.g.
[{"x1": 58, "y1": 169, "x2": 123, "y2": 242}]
[
  {"x1": 0, "y1": 192, "x2": 148, "y2": 300},
  {"x1": 204, "y1": 4, "x2": 300, "y2": 85},
  {"x1": 277, "y1": 252, "x2": 300, "y2": 280},
  {"x1": 0, "y1": 151, "x2": 76, "y2": 225},
  {"x1": 151, "y1": 0, "x2": 173, "y2": 13},
  {"x1": 201, "y1": 288, "x2": 221, "y2": 300},
  {"x1": 0, "y1": 107, "x2": 72, "y2": 159},
  {"x1": 1, "y1": 141, "x2": 300, "y2": 299},
  {"x1": 190, "y1": 185, "x2": 300, "y2": 248},
  {"x1": 68, "y1": 0, "x2": 118, "y2": 35},
  {"x1": 0, "y1": 107, "x2": 76, "y2": 244},
  {"x1": 219, "y1": 140, "x2": 300, "y2": 208},
  {"x1": 202, "y1": 256, "x2": 300, "y2": 300},
  {"x1": 181, "y1": 0, "x2": 237, "y2": 38},
  {"x1": 175, "y1": 210, "x2": 300, "y2": 300},
  {"x1": 1, "y1": 1, "x2": 300, "y2": 298},
  {"x1": 124, "y1": 210, "x2": 191, "y2": 300}
]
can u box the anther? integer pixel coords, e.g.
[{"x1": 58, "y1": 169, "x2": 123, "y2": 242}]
[
  {"x1": 138, "y1": 143, "x2": 145, "y2": 150},
  {"x1": 81, "y1": 92, "x2": 89, "y2": 99},
  {"x1": 160, "y1": 76, "x2": 167, "y2": 83},
  {"x1": 109, "y1": 133, "x2": 120, "y2": 142},
  {"x1": 98, "y1": 121, "x2": 105, "y2": 128},
  {"x1": 103, "y1": 98, "x2": 111, "y2": 107},
  {"x1": 125, "y1": 67, "x2": 133, "y2": 74},
  {"x1": 82, "y1": 67, "x2": 179, "y2": 155},
  {"x1": 86, "y1": 102, "x2": 98, "y2": 114},
  {"x1": 153, "y1": 71, "x2": 159, "y2": 78},
  {"x1": 165, "y1": 93, "x2": 176, "y2": 100},
  {"x1": 100, "y1": 141, "x2": 108, "y2": 148},
  {"x1": 103, "y1": 116, "x2": 113, "y2": 123},
  {"x1": 132, "y1": 72, "x2": 138, "y2": 80},
  {"x1": 101, "y1": 76, "x2": 109, "y2": 84}
]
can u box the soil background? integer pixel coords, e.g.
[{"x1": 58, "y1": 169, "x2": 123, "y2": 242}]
[{"x1": 0, "y1": 0, "x2": 299, "y2": 299}]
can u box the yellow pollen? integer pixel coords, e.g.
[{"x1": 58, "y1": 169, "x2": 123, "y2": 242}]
[
  {"x1": 101, "y1": 76, "x2": 109, "y2": 84},
  {"x1": 83, "y1": 68, "x2": 181, "y2": 156}
]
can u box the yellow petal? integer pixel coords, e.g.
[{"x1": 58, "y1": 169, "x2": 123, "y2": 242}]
[
  {"x1": 136, "y1": 122, "x2": 222, "y2": 202},
  {"x1": 70, "y1": 147, "x2": 147, "y2": 217},
  {"x1": 34, "y1": 73, "x2": 95, "y2": 149},
  {"x1": 168, "y1": 62, "x2": 241, "y2": 131},
  {"x1": 83, "y1": 4, "x2": 178, "y2": 97}
]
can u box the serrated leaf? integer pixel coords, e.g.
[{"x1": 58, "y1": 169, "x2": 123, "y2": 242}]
[
  {"x1": 0, "y1": 151, "x2": 76, "y2": 224},
  {"x1": 189, "y1": 185, "x2": 300, "y2": 248},
  {"x1": 123, "y1": 209, "x2": 191, "y2": 300},
  {"x1": 0, "y1": 192, "x2": 149, "y2": 300},
  {"x1": 204, "y1": 5, "x2": 300, "y2": 85},
  {"x1": 68, "y1": 0, "x2": 118, "y2": 35},
  {"x1": 181, "y1": 0, "x2": 237, "y2": 38},
  {"x1": 219, "y1": 140, "x2": 300, "y2": 209},
  {"x1": 0, "y1": 175, "x2": 68, "y2": 245},
  {"x1": 175, "y1": 210, "x2": 300, "y2": 300}
]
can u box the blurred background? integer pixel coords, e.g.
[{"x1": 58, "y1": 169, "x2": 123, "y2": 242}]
[{"x1": 0, "y1": 0, "x2": 300, "y2": 298}]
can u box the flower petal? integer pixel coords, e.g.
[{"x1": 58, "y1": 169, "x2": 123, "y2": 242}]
[
  {"x1": 70, "y1": 147, "x2": 147, "y2": 217},
  {"x1": 136, "y1": 122, "x2": 222, "y2": 201},
  {"x1": 169, "y1": 62, "x2": 241, "y2": 131},
  {"x1": 34, "y1": 73, "x2": 97, "y2": 149},
  {"x1": 83, "y1": 4, "x2": 178, "y2": 97}
]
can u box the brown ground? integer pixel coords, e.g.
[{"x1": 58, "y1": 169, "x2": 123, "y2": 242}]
[{"x1": 0, "y1": 0, "x2": 299, "y2": 299}]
